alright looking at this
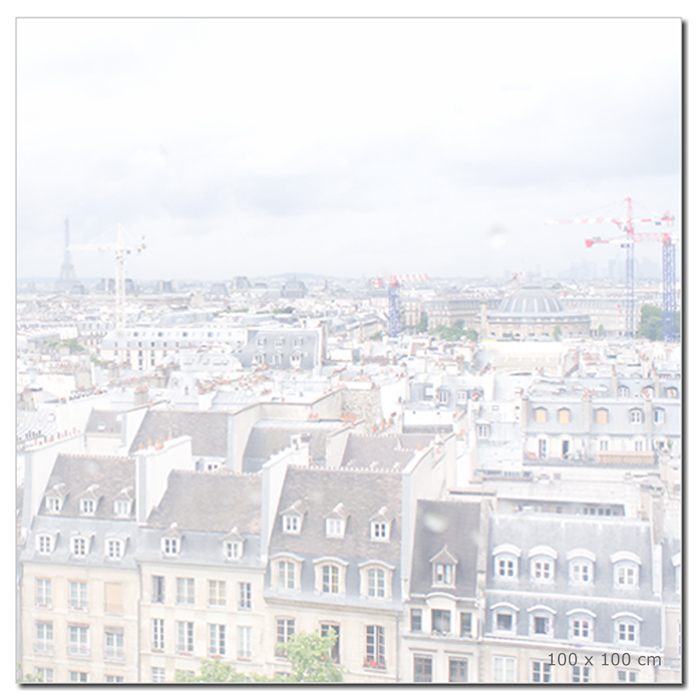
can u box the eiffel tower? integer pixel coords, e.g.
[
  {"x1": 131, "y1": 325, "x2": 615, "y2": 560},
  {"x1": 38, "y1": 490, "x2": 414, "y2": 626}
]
[{"x1": 57, "y1": 218, "x2": 78, "y2": 290}]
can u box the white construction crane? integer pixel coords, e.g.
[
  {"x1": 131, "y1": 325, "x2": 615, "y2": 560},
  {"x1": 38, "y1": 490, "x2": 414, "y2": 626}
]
[{"x1": 69, "y1": 223, "x2": 146, "y2": 328}]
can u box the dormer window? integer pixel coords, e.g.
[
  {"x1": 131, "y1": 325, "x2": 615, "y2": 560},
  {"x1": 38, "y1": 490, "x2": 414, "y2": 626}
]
[
  {"x1": 359, "y1": 561, "x2": 394, "y2": 599},
  {"x1": 535, "y1": 408, "x2": 548, "y2": 424},
  {"x1": 558, "y1": 408, "x2": 571, "y2": 424},
  {"x1": 46, "y1": 496, "x2": 62, "y2": 513},
  {"x1": 613, "y1": 613, "x2": 642, "y2": 645},
  {"x1": 491, "y1": 603, "x2": 518, "y2": 635},
  {"x1": 283, "y1": 515, "x2": 300, "y2": 533},
  {"x1": 568, "y1": 549, "x2": 596, "y2": 584},
  {"x1": 529, "y1": 606, "x2": 555, "y2": 638},
  {"x1": 325, "y1": 503, "x2": 346, "y2": 538},
  {"x1": 630, "y1": 409, "x2": 643, "y2": 424},
  {"x1": 225, "y1": 541, "x2": 243, "y2": 560},
  {"x1": 72, "y1": 536, "x2": 88, "y2": 558},
  {"x1": 493, "y1": 544, "x2": 521, "y2": 579},
  {"x1": 529, "y1": 546, "x2": 557, "y2": 582},
  {"x1": 653, "y1": 409, "x2": 665, "y2": 424},
  {"x1": 430, "y1": 545, "x2": 458, "y2": 588},
  {"x1": 36, "y1": 534, "x2": 54, "y2": 555},
  {"x1": 596, "y1": 408, "x2": 608, "y2": 425},
  {"x1": 106, "y1": 539, "x2": 123, "y2": 560},
  {"x1": 611, "y1": 552, "x2": 641, "y2": 588},
  {"x1": 114, "y1": 500, "x2": 132, "y2": 517},
  {"x1": 162, "y1": 537, "x2": 180, "y2": 556},
  {"x1": 370, "y1": 506, "x2": 391, "y2": 541},
  {"x1": 80, "y1": 499, "x2": 96, "y2": 516},
  {"x1": 568, "y1": 609, "x2": 596, "y2": 642}
]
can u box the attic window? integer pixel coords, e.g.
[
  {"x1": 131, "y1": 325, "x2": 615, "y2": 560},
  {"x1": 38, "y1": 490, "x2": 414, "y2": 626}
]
[
  {"x1": 80, "y1": 499, "x2": 96, "y2": 516},
  {"x1": 36, "y1": 534, "x2": 54, "y2": 555},
  {"x1": 72, "y1": 536, "x2": 88, "y2": 558},
  {"x1": 434, "y1": 563, "x2": 455, "y2": 586},
  {"x1": 46, "y1": 496, "x2": 61, "y2": 514},
  {"x1": 283, "y1": 515, "x2": 301, "y2": 534},
  {"x1": 162, "y1": 537, "x2": 180, "y2": 556},
  {"x1": 371, "y1": 521, "x2": 389, "y2": 541},
  {"x1": 106, "y1": 539, "x2": 123, "y2": 560},
  {"x1": 225, "y1": 541, "x2": 243, "y2": 560},
  {"x1": 326, "y1": 518, "x2": 345, "y2": 538},
  {"x1": 114, "y1": 500, "x2": 132, "y2": 517}
]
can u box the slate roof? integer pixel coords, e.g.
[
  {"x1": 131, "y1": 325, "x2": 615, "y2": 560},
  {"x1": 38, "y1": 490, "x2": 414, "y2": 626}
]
[
  {"x1": 270, "y1": 468, "x2": 403, "y2": 562},
  {"x1": 242, "y1": 419, "x2": 343, "y2": 472},
  {"x1": 337, "y1": 434, "x2": 425, "y2": 471},
  {"x1": 38, "y1": 454, "x2": 135, "y2": 519},
  {"x1": 147, "y1": 471, "x2": 261, "y2": 534},
  {"x1": 85, "y1": 409, "x2": 122, "y2": 434},
  {"x1": 129, "y1": 409, "x2": 229, "y2": 456},
  {"x1": 409, "y1": 499, "x2": 482, "y2": 598}
]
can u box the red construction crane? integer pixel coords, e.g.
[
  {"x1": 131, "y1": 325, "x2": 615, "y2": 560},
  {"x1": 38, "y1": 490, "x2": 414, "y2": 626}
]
[{"x1": 547, "y1": 198, "x2": 675, "y2": 339}]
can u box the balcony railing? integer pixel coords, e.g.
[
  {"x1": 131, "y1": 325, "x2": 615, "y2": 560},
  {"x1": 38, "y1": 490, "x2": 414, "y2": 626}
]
[
  {"x1": 68, "y1": 644, "x2": 90, "y2": 657},
  {"x1": 34, "y1": 642, "x2": 54, "y2": 656}
]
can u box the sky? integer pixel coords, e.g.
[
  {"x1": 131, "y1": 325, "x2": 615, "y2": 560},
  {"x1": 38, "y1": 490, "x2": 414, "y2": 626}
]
[{"x1": 16, "y1": 17, "x2": 681, "y2": 282}]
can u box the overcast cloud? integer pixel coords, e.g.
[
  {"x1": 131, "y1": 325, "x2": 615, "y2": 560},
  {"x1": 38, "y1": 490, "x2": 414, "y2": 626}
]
[{"x1": 17, "y1": 18, "x2": 681, "y2": 281}]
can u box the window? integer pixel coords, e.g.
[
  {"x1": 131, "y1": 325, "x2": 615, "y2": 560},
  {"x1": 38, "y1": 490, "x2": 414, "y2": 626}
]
[
  {"x1": 572, "y1": 666, "x2": 592, "y2": 683},
  {"x1": 176, "y1": 621, "x2": 194, "y2": 654},
  {"x1": 460, "y1": 612, "x2": 473, "y2": 637},
  {"x1": 105, "y1": 629, "x2": 124, "y2": 660},
  {"x1": 208, "y1": 580, "x2": 226, "y2": 607},
  {"x1": 599, "y1": 439, "x2": 609, "y2": 451},
  {"x1": 558, "y1": 408, "x2": 571, "y2": 424},
  {"x1": 612, "y1": 555, "x2": 640, "y2": 588},
  {"x1": 46, "y1": 496, "x2": 61, "y2": 513},
  {"x1": 161, "y1": 537, "x2": 180, "y2": 556},
  {"x1": 618, "y1": 385, "x2": 630, "y2": 398},
  {"x1": 365, "y1": 625, "x2": 386, "y2": 669},
  {"x1": 568, "y1": 612, "x2": 594, "y2": 641},
  {"x1": 493, "y1": 656, "x2": 516, "y2": 683},
  {"x1": 36, "y1": 534, "x2": 53, "y2": 555},
  {"x1": 152, "y1": 576, "x2": 165, "y2": 604},
  {"x1": 495, "y1": 556, "x2": 517, "y2": 578},
  {"x1": 495, "y1": 612, "x2": 514, "y2": 633},
  {"x1": 596, "y1": 408, "x2": 608, "y2": 425},
  {"x1": 630, "y1": 409, "x2": 643, "y2": 424},
  {"x1": 535, "y1": 408, "x2": 548, "y2": 423},
  {"x1": 531, "y1": 558, "x2": 553, "y2": 581},
  {"x1": 434, "y1": 563, "x2": 455, "y2": 586},
  {"x1": 277, "y1": 560, "x2": 297, "y2": 589},
  {"x1": 225, "y1": 540, "x2": 243, "y2": 560},
  {"x1": 532, "y1": 660, "x2": 552, "y2": 683},
  {"x1": 616, "y1": 618, "x2": 640, "y2": 645},
  {"x1": 431, "y1": 609, "x2": 451, "y2": 635},
  {"x1": 654, "y1": 409, "x2": 665, "y2": 424},
  {"x1": 635, "y1": 440, "x2": 644, "y2": 451},
  {"x1": 106, "y1": 539, "x2": 122, "y2": 560},
  {"x1": 80, "y1": 499, "x2": 96, "y2": 516},
  {"x1": 410, "y1": 608, "x2": 422, "y2": 633},
  {"x1": 276, "y1": 618, "x2": 295, "y2": 657},
  {"x1": 69, "y1": 581, "x2": 88, "y2": 610},
  {"x1": 538, "y1": 438, "x2": 547, "y2": 458},
  {"x1": 35, "y1": 622, "x2": 54, "y2": 654},
  {"x1": 617, "y1": 670, "x2": 639, "y2": 683},
  {"x1": 666, "y1": 387, "x2": 678, "y2": 398},
  {"x1": 283, "y1": 515, "x2": 300, "y2": 533},
  {"x1": 326, "y1": 518, "x2": 345, "y2": 538},
  {"x1": 151, "y1": 667, "x2": 165, "y2": 683},
  {"x1": 238, "y1": 582, "x2": 252, "y2": 610},
  {"x1": 176, "y1": 577, "x2": 194, "y2": 605},
  {"x1": 208, "y1": 624, "x2": 226, "y2": 657},
  {"x1": 69, "y1": 671, "x2": 89, "y2": 683},
  {"x1": 414, "y1": 655, "x2": 433, "y2": 682},
  {"x1": 367, "y1": 568, "x2": 386, "y2": 597},
  {"x1": 371, "y1": 521, "x2": 389, "y2": 541},
  {"x1": 68, "y1": 625, "x2": 90, "y2": 656},
  {"x1": 320, "y1": 623, "x2": 340, "y2": 663},
  {"x1": 34, "y1": 668, "x2": 54, "y2": 683},
  {"x1": 151, "y1": 619, "x2": 164, "y2": 651},
  {"x1": 570, "y1": 560, "x2": 593, "y2": 583},
  {"x1": 237, "y1": 626, "x2": 252, "y2": 660},
  {"x1": 449, "y1": 658, "x2": 469, "y2": 683},
  {"x1": 322, "y1": 564, "x2": 340, "y2": 593},
  {"x1": 105, "y1": 675, "x2": 124, "y2": 683},
  {"x1": 35, "y1": 579, "x2": 52, "y2": 607},
  {"x1": 72, "y1": 536, "x2": 88, "y2": 558},
  {"x1": 477, "y1": 424, "x2": 490, "y2": 438}
]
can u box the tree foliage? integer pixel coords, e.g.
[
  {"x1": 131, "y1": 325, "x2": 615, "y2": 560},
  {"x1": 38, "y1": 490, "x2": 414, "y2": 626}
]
[
  {"x1": 417, "y1": 312, "x2": 428, "y2": 333},
  {"x1": 636, "y1": 304, "x2": 680, "y2": 341},
  {"x1": 171, "y1": 630, "x2": 344, "y2": 684},
  {"x1": 431, "y1": 320, "x2": 477, "y2": 342}
]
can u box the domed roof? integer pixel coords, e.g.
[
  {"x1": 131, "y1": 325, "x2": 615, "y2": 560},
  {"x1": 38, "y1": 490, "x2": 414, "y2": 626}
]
[{"x1": 497, "y1": 286, "x2": 564, "y2": 314}]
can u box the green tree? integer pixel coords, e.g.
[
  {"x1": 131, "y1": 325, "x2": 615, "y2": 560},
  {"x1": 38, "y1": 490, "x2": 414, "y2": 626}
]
[
  {"x1": 173, "y1": 659, "x2": 247, "y2": 683},
  {"x1": 285, "y1": 630, "x2": 344, "y2": 683},
  {"x1": 465, "y1": 329, "x2": 479, "y2": 341},
  {"x1": 637, "y1": 304, "x2": 663, "y2": 340},
  {"x1": 597, "y1": 324, "x2": 606, "y2": 337},
  {"x1": 553, "y1": 325, "x2": 563, "y2": 341},
  {"x1": 417, "y1": 312, "x2": 428, "y2": 333}
]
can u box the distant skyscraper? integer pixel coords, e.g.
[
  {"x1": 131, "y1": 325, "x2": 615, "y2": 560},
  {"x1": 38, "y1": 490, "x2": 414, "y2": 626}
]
[{"x1": 57, "y1": 218, "x2": 78, "y2": 290}]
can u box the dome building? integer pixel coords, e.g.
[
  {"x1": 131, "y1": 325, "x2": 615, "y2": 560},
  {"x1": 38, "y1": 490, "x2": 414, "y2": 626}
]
[{"x1": 483, "y1": 285, "x2": 591, "y2": 339}]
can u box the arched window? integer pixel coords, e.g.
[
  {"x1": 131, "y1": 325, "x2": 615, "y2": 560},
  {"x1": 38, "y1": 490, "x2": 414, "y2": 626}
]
[
  {"x1": 535, "y1": 408, "x2": 548, "y2": 424},
  {"x1": 596, "y1": 408, "x2": 608, "y2": 425},
  {"x1": 558, "y1": 408, "x2": 571, "y2": 425},
  {"x1": 618, "y1": 386, "x2": 630, "y2": 398}
]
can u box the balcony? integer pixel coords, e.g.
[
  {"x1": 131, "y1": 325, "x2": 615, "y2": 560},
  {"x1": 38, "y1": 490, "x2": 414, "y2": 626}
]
[{"x1": 34, "y1": 642, "x2": 54, "y2": 656}]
